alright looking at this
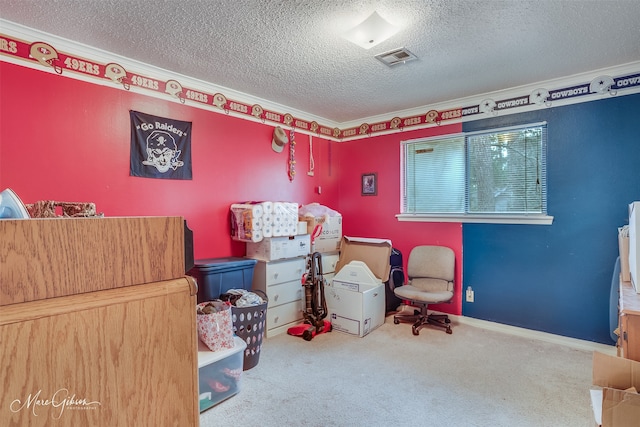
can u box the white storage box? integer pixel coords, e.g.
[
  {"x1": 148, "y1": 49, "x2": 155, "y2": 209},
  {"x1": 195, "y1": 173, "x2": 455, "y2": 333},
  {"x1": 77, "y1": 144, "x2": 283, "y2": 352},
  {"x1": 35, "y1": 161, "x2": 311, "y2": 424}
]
[
  {"x1": 246, "y1": 234, "x2": 310, "y2": 261},
  {"x1": 198, "y1": 335, "x2": 247, "y2": 413},
  {"x1": 327, "y1": 260, "x2": 385, "y2": 337},
  {"x1": 299, "y1": 204, "x2": 342, "y2": 253},
  {"x1": 324, "y1": 237, "x2": 392, "y2": 337},
  {"x1": 310, "y1": 215, "x2": 342, "y2": 253}
]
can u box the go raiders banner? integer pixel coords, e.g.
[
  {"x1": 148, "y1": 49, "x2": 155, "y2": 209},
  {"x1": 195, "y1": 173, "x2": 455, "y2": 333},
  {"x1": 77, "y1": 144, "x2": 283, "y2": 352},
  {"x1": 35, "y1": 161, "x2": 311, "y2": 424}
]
[{"x1": 130, "y1": 110, "x2": 192, "y2": 180}]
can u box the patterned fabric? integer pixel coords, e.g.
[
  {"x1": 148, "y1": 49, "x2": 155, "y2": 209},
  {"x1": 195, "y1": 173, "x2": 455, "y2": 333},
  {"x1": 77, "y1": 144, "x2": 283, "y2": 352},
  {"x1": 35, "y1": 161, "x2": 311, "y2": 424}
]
[
  {"x1": 26, "y1": 201, "x2": 101, "y2": 218},
  {"x1": 197, "y1": 301, "x2": 234, "y2": 352}
]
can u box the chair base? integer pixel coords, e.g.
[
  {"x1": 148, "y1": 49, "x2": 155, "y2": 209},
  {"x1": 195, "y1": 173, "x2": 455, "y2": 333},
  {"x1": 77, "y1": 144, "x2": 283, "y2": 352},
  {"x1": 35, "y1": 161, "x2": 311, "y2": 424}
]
[{"x1": 393, "y1": 305, "x2": 452, "y2": 335}]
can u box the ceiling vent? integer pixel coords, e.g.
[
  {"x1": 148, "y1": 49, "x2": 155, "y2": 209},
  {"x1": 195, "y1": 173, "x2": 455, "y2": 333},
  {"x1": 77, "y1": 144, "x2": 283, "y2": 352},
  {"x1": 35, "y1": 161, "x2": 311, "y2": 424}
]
[{"x1": 374, "y1": 47, "x2": 418, "y2": 67}]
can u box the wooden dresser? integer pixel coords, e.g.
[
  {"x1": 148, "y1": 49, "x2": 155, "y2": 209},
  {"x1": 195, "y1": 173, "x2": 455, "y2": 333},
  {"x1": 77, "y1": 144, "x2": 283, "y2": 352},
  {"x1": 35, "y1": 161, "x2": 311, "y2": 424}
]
[
  {"x1": 619, "y1": 280, "x2": 640, "y2": 362},
  {"x1": 0, "y1": 217, "x2": 199, "y2": 426}
]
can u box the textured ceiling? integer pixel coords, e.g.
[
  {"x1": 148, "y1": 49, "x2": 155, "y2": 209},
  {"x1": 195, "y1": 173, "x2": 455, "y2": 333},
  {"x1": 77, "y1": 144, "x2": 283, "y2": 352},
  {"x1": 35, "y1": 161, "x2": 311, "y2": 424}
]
[{"x1": 1, "y1": 0, "x2": 639, "y2": 123}]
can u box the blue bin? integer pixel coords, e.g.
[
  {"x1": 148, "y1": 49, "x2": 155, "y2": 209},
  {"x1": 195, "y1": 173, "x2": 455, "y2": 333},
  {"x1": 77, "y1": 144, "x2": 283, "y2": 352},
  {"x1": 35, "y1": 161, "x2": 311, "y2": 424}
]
[{"x1": 188, "y1": 257, "x2": 257, "y2": 303}]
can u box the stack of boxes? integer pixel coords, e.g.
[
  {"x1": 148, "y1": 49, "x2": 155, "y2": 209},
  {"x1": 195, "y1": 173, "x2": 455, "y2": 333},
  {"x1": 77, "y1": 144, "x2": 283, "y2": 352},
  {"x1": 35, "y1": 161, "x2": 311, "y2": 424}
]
[
  {"x1": 243, "y1": 203, "x2": 310, "y2": 337},
  {"x1": 296, "y1": 204, "x2": 391, "y2": 338},
  {"x1": 247, "y1": 203, "x2": 343, "y2": 337},
  {"x1": 298, "y1": 203, "x2": 343, "y2": 284},
  {"x1": 298, "y1": 203, "x2": 343, "y2": 254},
  {"x1": 231, "y1": 202, "x2": 390, "y2": 339}
]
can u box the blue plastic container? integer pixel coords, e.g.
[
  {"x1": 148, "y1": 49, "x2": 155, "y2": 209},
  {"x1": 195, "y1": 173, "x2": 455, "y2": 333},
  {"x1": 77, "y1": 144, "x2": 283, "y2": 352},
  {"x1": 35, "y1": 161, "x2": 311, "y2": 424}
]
[{"x1": 188, "y1": 257, "x2": 257, "y2": 303}]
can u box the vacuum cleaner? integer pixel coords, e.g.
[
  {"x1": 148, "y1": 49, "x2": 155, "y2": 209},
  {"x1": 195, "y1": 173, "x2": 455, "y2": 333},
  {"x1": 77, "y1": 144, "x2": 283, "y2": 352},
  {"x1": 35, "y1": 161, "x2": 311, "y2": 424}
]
[{"x1": 287, "y1": 252, "x2": 331, "y2": 341}]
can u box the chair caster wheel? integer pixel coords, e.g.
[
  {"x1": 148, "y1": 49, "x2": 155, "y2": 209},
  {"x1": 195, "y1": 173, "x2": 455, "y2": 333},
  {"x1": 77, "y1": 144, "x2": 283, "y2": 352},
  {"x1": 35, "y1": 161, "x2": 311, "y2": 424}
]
[
  {"x1": 412, "y1": 327, "x2": 419, "y2": 336},
  {"x1": 393, "y1": 318, "x2": 400, "y2": 325},
  {"x1": 446, "y1": 327, "x2": 452, "y2": 334},
  {"x1": 444, "y1": 318, "x2": 451, "y2": 324}
]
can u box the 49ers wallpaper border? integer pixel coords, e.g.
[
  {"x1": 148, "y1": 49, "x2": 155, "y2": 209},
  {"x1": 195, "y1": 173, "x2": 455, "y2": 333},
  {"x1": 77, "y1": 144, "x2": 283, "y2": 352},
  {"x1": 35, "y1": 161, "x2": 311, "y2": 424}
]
[{"x1": 1, "y1": 29, "x2": 639, "y2": 141}]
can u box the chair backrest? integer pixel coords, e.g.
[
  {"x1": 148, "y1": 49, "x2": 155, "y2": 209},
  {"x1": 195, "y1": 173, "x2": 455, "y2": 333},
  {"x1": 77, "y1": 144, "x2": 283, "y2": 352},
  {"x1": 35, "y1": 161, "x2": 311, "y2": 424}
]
[{"x1": 407, "y1": 246, "x2": 455, "y2": 292}]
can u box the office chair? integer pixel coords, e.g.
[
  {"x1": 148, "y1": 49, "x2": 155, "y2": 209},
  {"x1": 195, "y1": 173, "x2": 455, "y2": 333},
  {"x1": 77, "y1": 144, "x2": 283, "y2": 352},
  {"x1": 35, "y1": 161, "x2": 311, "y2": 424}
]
[{"x1": 393, "y1": 245, "x2": 455, "y2": 335}]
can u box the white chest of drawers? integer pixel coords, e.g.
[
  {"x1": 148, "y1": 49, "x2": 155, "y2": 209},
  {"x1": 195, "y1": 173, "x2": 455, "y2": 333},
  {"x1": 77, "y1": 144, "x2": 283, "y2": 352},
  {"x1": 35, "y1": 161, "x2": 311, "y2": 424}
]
[
  {"x1": 252, "y1": 257, "x2": 307, "y2": 337},
  {"x1": 318, "y1": 251, "x2": 340, "y2": 286}
]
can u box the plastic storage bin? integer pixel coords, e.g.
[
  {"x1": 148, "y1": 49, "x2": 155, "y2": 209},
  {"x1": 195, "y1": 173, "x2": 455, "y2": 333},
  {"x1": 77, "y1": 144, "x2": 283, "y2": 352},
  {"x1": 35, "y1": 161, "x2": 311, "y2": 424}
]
[
  {"x1": 198, "y1": 335, "x2": 247, "y2": 412},
  {"x1": 188, "y1": 257, "x2": 257, "y2": 303},
  {"x1": 231, "y1": 290, "x2": 268, "y2": 370}
]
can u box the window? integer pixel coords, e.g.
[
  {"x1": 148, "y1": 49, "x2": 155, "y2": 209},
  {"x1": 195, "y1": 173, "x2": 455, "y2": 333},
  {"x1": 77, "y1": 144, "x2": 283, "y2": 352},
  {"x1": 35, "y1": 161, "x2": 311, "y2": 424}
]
[{"x1": 399, "y1": 122, "x2": 552, "y2": 225}]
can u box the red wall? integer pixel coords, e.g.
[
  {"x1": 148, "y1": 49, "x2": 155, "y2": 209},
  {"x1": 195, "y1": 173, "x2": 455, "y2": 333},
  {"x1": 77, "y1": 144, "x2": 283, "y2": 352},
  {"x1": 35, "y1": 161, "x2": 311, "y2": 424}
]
[
  {"x1": 0, "y1": 62, "x2": 338, "y2": 258},
  {"x1": 1, "y1": 61, "x2": 463, "y2": 315},
  {"x1": 333, "y1": 126, "x2": 463, "y2": 314}
]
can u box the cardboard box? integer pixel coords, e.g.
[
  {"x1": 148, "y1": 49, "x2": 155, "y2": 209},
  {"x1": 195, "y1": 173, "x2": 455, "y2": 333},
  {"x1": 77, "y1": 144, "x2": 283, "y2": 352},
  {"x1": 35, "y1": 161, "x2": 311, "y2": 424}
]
[
  {"x1": 324, "y1": 236, "x2": 391, "y2": 337},
  {"x1": 246, "y1": 234, "x2": 310, "y2": 261},
  {"x1": 335, "y1": 236, "x2": 392, "y2": 280},
  {"x1": 591, "y1": 352, "x2": 640, "y2": 427},
  {"x1": 301, "y1": 214, "x2": 342, "y2": 253},
  {"x1": 620, "y1": 227, "x2": 630, "y2": 282}
]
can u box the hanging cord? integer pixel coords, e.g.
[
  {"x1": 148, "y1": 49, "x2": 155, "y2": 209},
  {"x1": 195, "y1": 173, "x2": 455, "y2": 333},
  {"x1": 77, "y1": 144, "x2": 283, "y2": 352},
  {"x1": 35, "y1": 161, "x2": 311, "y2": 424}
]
[
  {"x1": 288, "y1": 128, "x2": 296, "y2": 181},
  {"x1": 307, "y1": 135, "x2": 315, "y2": 176}
]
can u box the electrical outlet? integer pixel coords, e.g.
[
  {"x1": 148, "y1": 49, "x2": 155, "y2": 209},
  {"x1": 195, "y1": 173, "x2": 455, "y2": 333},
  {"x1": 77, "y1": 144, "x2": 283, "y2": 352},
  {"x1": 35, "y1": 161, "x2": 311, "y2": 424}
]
[{"x1": 466, "y1": 286, "x2": 474, "y2": 303}]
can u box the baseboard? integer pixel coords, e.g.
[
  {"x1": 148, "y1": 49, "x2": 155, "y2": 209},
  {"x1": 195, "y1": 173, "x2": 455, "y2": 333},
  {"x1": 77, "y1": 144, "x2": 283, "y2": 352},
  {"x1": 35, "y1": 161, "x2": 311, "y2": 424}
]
[{"x1": 452, "y1": 314, "x2": 617, "y2": 355}]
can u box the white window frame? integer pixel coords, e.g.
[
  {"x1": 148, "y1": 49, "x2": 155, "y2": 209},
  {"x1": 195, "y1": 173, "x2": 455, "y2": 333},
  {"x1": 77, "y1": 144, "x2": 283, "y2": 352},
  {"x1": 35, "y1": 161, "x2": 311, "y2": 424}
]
[{"x1": 397, "y1": 122, "x2": 554, "y2": 225}]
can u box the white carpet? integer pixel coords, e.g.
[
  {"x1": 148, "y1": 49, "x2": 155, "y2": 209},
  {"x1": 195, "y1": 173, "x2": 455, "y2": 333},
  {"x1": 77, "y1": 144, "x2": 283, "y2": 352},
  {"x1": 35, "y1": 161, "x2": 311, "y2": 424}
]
[{"x1": 200, "y1": 316, "x2": 597, "y2": 427}]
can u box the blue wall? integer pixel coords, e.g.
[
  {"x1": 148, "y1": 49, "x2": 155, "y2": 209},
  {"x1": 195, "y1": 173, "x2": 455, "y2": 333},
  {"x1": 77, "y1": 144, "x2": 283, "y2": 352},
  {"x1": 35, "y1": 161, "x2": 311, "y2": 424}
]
[{"x1": 462, "y1": 93, "x2": 640, "y2": 344}]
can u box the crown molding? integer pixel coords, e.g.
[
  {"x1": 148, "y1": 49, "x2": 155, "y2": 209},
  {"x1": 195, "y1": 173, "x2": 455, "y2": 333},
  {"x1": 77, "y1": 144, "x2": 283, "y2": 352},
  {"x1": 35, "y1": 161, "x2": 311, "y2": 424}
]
[
  {"x1": 337, "y1": 60, "x2": 640, "y2": 141},
  {"x1": 2, "y1": 18, "x2": 639, "y2": 142},
  {"x1": 0, "y1": 19, "x2": 338, "y2": 138}
]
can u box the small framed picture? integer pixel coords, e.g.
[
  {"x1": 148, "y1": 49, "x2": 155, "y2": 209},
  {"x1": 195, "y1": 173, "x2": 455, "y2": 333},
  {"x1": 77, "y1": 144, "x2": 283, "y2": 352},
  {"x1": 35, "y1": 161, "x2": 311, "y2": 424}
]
[{"x1": 361, "y1": 173, "x2": 377, "y2": 196}]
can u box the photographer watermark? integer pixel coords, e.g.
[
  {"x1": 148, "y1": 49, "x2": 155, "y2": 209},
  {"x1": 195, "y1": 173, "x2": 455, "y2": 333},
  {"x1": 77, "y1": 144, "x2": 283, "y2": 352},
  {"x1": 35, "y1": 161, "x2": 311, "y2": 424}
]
[{"x1": 10, "y1": 388, "x2": 101, "y2": 419}]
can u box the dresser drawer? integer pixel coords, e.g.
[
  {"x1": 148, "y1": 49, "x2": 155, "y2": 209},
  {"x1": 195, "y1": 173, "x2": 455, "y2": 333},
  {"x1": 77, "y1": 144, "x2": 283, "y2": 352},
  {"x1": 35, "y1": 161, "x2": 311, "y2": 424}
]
[
  {"x1": 260, "y1": 257, "x2": 306, "y2": 286},
  {"x1": 319, "y1": 252, "x2": 340, "y2": 274},
  {"x1": 267, "y1": 280, "x2": 303, "y2": 308},
  {"x1": 268, "y1": 300, "x2": 303, "y2": 330}
]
